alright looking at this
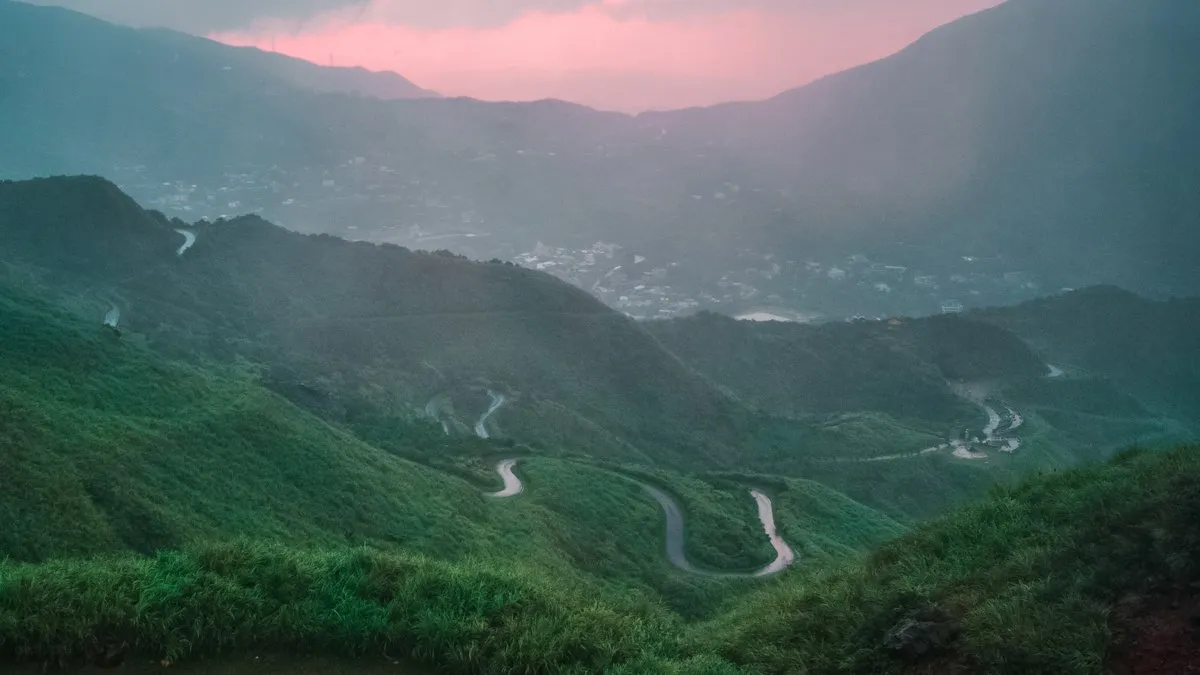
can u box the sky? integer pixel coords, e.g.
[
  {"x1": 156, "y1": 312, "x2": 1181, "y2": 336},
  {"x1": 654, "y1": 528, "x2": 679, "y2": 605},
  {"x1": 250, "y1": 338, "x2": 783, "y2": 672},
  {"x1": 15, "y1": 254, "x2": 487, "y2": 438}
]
[{"x1": 35, "y1": 0, "x2": 1005, "y2": 111}]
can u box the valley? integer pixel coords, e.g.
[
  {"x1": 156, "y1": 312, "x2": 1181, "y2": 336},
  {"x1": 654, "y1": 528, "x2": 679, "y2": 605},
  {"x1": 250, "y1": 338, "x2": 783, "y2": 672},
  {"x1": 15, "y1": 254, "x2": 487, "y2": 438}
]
[
  {"x1": 0, "y1": 175, "x2": 1196, "y2": 672},
  {"x1": 4, "y1": 0, "x2": 1199, "y2": 322},
  {"x1": 2, "y1": 0, "x2": 1199, "y2": 671}
]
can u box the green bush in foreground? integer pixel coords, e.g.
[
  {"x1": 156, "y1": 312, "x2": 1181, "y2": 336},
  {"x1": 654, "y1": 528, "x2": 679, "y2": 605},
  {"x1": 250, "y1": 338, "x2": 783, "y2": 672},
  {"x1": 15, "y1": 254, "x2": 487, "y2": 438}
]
[{"x1": 0, "y1": 541, "x2": 735, "y2": 674}]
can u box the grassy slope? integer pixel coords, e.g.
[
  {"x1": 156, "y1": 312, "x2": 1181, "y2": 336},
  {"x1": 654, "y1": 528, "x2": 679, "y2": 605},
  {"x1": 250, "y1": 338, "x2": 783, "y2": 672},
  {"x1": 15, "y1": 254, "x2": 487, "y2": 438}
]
[
  {"x1": 650, "y1": 297, "x2": 1198, "y2": 521},
  {"x1": 0, "y1": 283, "x2": 902, "y2": 673},
  {"x1": 6, "y1": 436, "x2": 1199, "y2": 673},
  {"x1": 0, "y1": 288, "x2": 507, "y2": 562},
  {"x1": 0, "y1": 176, "x2": 756, "y2": 472},
  {"x1": 698, "y1": 445, "x2": 1200, "y2": 674},
  {"x1": 0, "y1": 543, "x2": 713, "y2": 674},
  {"x1": 646, "y1": 311, "x2": 1043, "y2": 426},
  {"x1": 977, "y1": 287, "x2": 1200, "y2": 430}
]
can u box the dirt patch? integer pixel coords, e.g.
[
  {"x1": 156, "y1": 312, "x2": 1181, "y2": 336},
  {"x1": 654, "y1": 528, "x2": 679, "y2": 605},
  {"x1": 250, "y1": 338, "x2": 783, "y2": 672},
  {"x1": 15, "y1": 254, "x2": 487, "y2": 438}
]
[{"x1": 1109, "y1": 592, "x2": 1200, "y2": 675}]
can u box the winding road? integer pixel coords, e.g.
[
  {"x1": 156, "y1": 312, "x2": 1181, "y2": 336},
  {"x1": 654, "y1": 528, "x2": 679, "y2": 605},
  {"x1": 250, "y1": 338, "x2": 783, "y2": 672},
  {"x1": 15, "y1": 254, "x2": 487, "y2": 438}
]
[
  {"x1": 474, "y1": 391, "x2": 507, "y2": 439},
  {"x1": 487, "y1": 459, "x2": 795, "y2": 577},
  {"x1": 488, "y1": 459, "x2": 525, "y2": 497},
  {"x1": 819, "y1": 400, "x2": 1025, "y2": 464},
  {"x1": 175, "y1": 229, "x2": 197, "y2": 257},
  {"x1": 981, "y1": 405, "x2": 1002, "y2": 441}
]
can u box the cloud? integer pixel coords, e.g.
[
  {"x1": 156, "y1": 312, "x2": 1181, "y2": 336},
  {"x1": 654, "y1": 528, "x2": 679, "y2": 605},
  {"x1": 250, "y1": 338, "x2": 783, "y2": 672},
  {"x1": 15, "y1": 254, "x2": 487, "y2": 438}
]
[
  {"x1": 28, "y1": 0, "x2": 597, "y2": 31},
  {"x1": 25, "y1": 0, "x2": 359, "y2": 32},
  {"x1": 214, "y1": 0, "x2": 1003, "y2": 111},
  {"x1": 33, "y1": 0, "x2": 1004, "y2": 110},
  {"x1": 34, "y1": 0, "x2": 991, "y2": 32}
]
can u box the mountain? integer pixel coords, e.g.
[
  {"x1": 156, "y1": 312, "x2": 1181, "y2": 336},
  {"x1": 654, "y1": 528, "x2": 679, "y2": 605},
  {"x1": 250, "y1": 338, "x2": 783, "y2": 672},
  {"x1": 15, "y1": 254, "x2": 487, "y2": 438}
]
[
  {"x1": 3, "y1": 180, "x2": 1200, "y2": 673},
  {"x1": 646, "y1": 312, "x2": 1045, "y2": 424},
  {"x1": 140, "y1": 27, "x2": 440, "y2": 100},
  {"x1": 0, "y1": 175, "x2": 751, "y2": 472},
  {"x1": 6, "y1": 176, "x2": 1194, "y2": 521},
  {"x1": 644, "y1": 0, "x2": 1200, "y2": 295},
  {"x1": 645, "y1": 289, "x2": 1197, "y2": 517},
  {"x1": 704, "y1": 444, "x2": 1200, "y2": 675},
  {"x1": 0, "y1": 278, "x2": 900, "y2": 673},
  {"x1": 4, "y1": 0, "x2": 1199, "y2": 321},
  {"x1": 974, "y1": 286, "x2": 1200, "y2": 430}
]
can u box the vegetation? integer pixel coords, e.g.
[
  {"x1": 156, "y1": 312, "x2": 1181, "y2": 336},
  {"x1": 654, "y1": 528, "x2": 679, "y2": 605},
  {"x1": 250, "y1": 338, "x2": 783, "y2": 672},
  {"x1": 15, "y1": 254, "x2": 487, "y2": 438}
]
[
  {"x1": 0, "y1": 281, "x2": 895, "y2": 608},
  {"x1": 977, "y1": 287, "x2": 1200, "y2": 432},
  {"x1": 4, "y1": 439, "x2": 1198, "y2": 673},
  {"x1": 698, "y1": 445, "x2": 1200, "y2": 674},
  {"x1": 648, "y1": 310, "x2": 1044, "y2": 426},
  {"x1": 0, "y1": 176, "x2": 755, "y2": 474},
  {"x1": 5, "y1": 177, "x2": 1193, "y2": 526},
  {"x1": 3, "y1": 177, "x2": 1200, "y2": 673},
  {"x1": 0, "y1": 542, "x2": 716, "y2": 674},
  {"x1": 0, "y1": 285, "x2": 499, "y2": 562}
]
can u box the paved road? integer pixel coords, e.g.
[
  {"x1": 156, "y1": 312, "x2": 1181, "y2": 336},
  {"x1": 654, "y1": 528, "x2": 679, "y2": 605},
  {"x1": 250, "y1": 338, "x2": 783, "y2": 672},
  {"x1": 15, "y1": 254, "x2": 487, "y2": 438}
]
[
  {"x1": 474, "y1": 391, "x2": 506, "y2": 439},
  {"x1": 486, "y1": 460, "x2": 795, "y2": 576},
  {"x1": 175, "y1": 229, "x2": 197, "y2": 256},
  {"x1": 642, "y1": 483, "x2": 796, "y2": 577},
  {"x1": 488, "y1": 459, "x2": 524, "y2": 498}
]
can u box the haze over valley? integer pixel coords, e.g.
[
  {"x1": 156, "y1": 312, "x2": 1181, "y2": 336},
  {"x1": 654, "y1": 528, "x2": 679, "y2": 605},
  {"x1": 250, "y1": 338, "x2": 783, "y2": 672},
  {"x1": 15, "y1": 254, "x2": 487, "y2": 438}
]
[
  {"x1": 5, "y1": 0, "x2": 1199, "y2": 323},
  {"x1": 1, "y1": 0, "x2": 1199, "y2": 673}
]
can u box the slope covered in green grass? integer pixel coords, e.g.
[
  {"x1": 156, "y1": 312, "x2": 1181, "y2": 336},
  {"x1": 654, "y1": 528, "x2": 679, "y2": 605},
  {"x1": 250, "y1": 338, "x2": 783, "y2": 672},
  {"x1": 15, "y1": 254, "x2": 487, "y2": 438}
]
[
  {"x1": 0, "y1": 280, "x2": 905, "y2": 673},
  {"x1": 0, "y1": 279, "x2": 905, "y2": 568},
  {"x1": 0, "y1": 285, "x2": 505, "y2": 562},
  {"x1": 977, "y1": 286, "x2": 1200, "y2": 432},
  {"x1": 11, "y1": 175, "x2": 1188, "y2": 528},
  {"x1": 0, "y1": 176, "x2": 760, "y2": 473},
  {"x1": 5, "y1": 434, "x2": 1198, "y2": 673},
  {"x1": 697, "y1": 444, "x2": 1200, "y2": 674}
]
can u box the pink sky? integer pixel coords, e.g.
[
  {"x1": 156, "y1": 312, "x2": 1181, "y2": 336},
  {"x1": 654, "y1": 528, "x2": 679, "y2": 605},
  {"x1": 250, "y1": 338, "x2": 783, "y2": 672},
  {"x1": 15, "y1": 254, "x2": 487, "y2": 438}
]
[{"x1": 213, "y1": 0, "x2": 1004, "y2": 112}]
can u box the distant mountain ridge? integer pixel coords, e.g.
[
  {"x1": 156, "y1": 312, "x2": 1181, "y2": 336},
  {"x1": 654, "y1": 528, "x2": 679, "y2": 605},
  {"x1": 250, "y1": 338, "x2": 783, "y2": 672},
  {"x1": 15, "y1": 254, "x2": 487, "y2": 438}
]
[
  {"x1": 0, "y1": 175, "x2": 751, "y2": 471},
  {"x1": 641, "y1": 0, "x2": 1200, "y2": 292},
  {"x1": 140, "y1": 27, "x2": 440, "y2": 100},
  {"x1": 3, "y1": 0, "x2": 1198, "y2": 310},
  {"x1": 2, "y1": 172, "x2": 1197, "y2": 538}
]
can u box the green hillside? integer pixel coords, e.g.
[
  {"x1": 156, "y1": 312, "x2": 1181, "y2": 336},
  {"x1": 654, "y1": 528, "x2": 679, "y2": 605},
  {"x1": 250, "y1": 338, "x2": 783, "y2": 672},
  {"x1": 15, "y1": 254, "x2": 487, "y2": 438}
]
[
  {"x1": 6, "y1": 176, "x2": 1193, "y2": 527},
  {"x1": 0, "y1": 176, "x2": 753, "y2": 472},
  {"x1": 697, "y1": 444, "x2": 1200, "y2": 674},
  {"x1": 976, "y1": 287, "x2": 1200, "y2": 431},
  {"x1": 0, "y1": 285, "x2": 509, "y2": 561},
  {"x1": 646, "y1": 311, "x2": 974, "y2": 425},
  {"x1": 5, "y1": 364, "x2": 1198, "y2": 675},
  {"x1": 0, "y1": 280, "x2": 906, "y2": 672},
  {"x1": 648, "y1": 295, "x2": 1197, "y2": 518}
]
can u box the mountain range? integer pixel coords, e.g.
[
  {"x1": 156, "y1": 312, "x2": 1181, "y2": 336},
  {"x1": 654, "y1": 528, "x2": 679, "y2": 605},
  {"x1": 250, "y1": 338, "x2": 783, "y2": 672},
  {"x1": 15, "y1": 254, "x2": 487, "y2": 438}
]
[
  {"x1": 0, "y1": 175, "x2": 1198, "y2": 673},
  {"x1": 2, "y1": 0, "x2": 1198, "y2": 320},
  {"x1": 2, "y1": 175, "x2": 1195, "y2": 516},
  {"x1": 4, "y1": 1, "x2": 1200, "y2": 669}
]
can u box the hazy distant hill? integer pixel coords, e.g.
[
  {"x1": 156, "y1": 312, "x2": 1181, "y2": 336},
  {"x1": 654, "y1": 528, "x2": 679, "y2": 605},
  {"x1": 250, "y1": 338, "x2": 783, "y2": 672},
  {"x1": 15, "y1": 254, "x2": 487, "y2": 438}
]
[
  {"x1": 0, "y1": 176, "x2": 750, "y2": 471},
  {"x1": 974, "y1": 287, "x2": 1200, "y2": 431},
  {"x1": 644, "y1": 0, "x2": 1200, "y2": 294},
  {"x1": 140, "y1": 27, "x2": 440, "y2": 100},
  {"x1": 3, "y1": 0, "x2": 1198, "y2": 310},
  {"x1": 646, "y1": 312, "x2": 1045, "y2": 424}
]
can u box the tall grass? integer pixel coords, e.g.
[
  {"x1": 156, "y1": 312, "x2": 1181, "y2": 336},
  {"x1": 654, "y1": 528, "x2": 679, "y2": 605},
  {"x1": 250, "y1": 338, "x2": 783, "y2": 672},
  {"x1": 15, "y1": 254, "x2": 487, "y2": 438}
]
[
  {"x1": 0, "y1": 541, "x2": 723, "y2": 674},
  {"x1": 697, "y1": 445, "x2": 1200, "y2": 674}
]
